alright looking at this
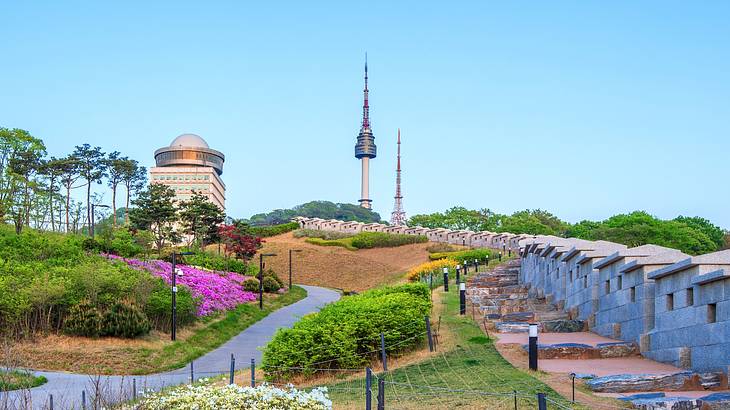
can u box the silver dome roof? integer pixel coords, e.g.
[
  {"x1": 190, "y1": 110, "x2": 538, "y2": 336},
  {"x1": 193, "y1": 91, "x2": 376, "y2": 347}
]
[{"x1": 170, "y1": 133, "x2": 209, "y2": 149}]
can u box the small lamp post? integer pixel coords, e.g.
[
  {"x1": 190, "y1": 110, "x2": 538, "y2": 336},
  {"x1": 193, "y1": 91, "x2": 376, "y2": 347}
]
[
  {"x1": 171, "y1": 251, "x2": 194, "y2": 341},
  {"x1": 528, "y1": 323, "x2": 539, "y2": 370},
  {"x1": 288, "y1": 249, "x2": 302, "y2": 289},
  {"x1": 459, "y1": 282, "x2": 466, "y2": 315},
  {"x1": 455, "y1": 264, "x2": 461, "y2": 285},
  {"x1": 90, "y1": 204, "x2": 110, "y2": 239},
  {"x1": 259, "y1": 253, "x2": 277, "y2": 309}
]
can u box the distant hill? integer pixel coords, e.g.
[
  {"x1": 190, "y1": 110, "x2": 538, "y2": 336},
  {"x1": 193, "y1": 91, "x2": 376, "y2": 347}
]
[{"x1": 248, "y1": 200, "x2": 382, "y2": 226}]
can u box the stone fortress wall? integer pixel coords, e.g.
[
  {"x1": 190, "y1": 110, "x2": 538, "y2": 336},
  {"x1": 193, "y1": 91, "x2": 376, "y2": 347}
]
[{"x1": 294, "y1": 216, "x2": 730, "y2": 375}]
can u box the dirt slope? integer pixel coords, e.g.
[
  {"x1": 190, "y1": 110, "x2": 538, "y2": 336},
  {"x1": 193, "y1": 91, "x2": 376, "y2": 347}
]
[{"x1": 257, "y1": 232, "x2": 431, "y2": 292}]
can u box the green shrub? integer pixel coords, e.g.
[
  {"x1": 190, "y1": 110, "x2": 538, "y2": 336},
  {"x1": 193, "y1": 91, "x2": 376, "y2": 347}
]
[
  {"x1": 145, "y1": 280, "x2": 198, "y2": 331},
  {"x1": 102, "y1": 302, "x2": 151, "y2": 338},
  {"x1": 249, "y1": 222, "x2": 300, "y2": 237},
  {"x1": 182, "y1": 252, "x2": 249, "y2": 274},
  {"x1": 63, "y1": 300, "x2": 103, "y2": 337},
  {"x1": 262, "y1": 283, "x2": 431, "y2": 378},
  {"x1": 304, "y1": 237, "x2": 357, "y2": 251},
  {"x1": 243, "y1": 279, "x2": 259, "y2": 292},
  {"x1": 429, "y1": 248, "x2": 496, "y2": 263},
  {"x1": 350, "y1": 232, "x2": 428, "y2": 249},
  {"x1": 262, "y1": 269, "x2": 284, "y2": 287},
  {"x1": 294, "y1": 229, "x2": 353, "y2": 240},
  {"x1": 262, "y1": 276, "x2": 281, "y2": 293}
]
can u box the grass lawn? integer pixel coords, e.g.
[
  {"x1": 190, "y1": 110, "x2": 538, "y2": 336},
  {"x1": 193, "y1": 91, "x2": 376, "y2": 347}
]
[
  {"x1": 322, "y1": 285, "x2": 581, "y2": 409},
  {"x1": 11, "y1": 286, "x2": 307, "y2": 375},
  {"x1": 0, "y1": 370, "x2": 47, "y2": 391}
]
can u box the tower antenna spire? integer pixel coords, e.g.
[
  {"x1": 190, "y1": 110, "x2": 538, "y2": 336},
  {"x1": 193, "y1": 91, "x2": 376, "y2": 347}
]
[
  {"x1": 390, "y1": 128, "x2": 406, "y2": 226},
  {"x1": 355, "y1": 54, "x2": 376, "y2": 209}
]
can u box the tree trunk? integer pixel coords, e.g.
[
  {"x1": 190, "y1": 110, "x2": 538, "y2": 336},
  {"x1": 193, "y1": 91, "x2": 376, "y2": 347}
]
[
  {"x1": 86, "y1": 180, "x2": 91, "y2": 232},
  {"x1": 65, "y1": 183, "x2": 71, "y2": 233},
  {"x1": 125, "y1": 183, "x2": 130, "y2": 225},
  {"x1": 111, "y1": 183, "x2": 117, "y2": 228},
  {"x1": 49, "y1": 176, "x2": 55, "y2": 231}
]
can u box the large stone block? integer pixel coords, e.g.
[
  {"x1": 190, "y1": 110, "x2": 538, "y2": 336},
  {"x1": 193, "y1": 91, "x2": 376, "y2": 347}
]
[{"x1": 585, "y1": 371, "x2": 723, "y2": 393}]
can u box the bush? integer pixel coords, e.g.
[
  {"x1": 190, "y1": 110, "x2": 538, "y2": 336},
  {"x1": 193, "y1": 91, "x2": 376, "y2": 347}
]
[
  {"x1": 262, "y1": 269, "x2": 284, "y2": 286},
  {"x1": 429, "y1": 248, "x2": 496, "y2": 263},
  {"x1": 262, "y1": 276, "x2": 281, "y2": 293},
  {"x1": 243, "y1": 278, "x2": 260, "y2": 292},
  {"x1": 294, "y1": 229, "x2": 353, "y2": 240},
  {"x1": 63, "y1": 300, "x2": 103, "y2": 337},
  {"x1": 102, "y1": 302, "x2": 151, "y2": 338},
  {"x1": 145, "y1": 280, "x2": 198, "y2": 331},
  {"x1": 304, "y1": 237, "x2": 357, "y2": 251},
  {"x1": 248, "y1": 222, "x2": 300, "y2": 237},
  {"x1": 350, "y1": 232, "x2": 428, "y2": 249},
  {"x1": 406, "y1": 259, "x2": 458, "y2": 282},
  {"x1": 179, "y1": 252, "x2": 249, "y2": 274},
  {"x1": 262, "y1": 283, "x2": 431, "y2": 377},
  {"x1": 125, "y1": 383, "x2": 331, "y2": 410},
  {"x1": 426, "y1": 243, "x2": 459, "y2": 253}
]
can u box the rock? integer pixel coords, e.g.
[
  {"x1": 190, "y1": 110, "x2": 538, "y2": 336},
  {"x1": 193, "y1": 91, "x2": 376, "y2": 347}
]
[
  {"x1": 521, "y1": 343, "x2": 595, "y2": 359},
  {"x1": 542, "y1": 319, "x2": 585, "y2": 333},
  {"x1": 596, "y1": 342, "x2": 640, "y2": 358},
  {"x1": 617, "y1": 392, "x2": 666, "y2": 401},
  {"x1": 698, "y1": 373, "x2": 724, "y2": 390},
  {"x1": 585, "y1": 372, "x2": 695, "y2": 393},
  {"x1": 572, "y1": 373, "x2": 596, "y2": 380},
  {"x1": 501, "y1": 312, "x2": 534, "y2": 322},
  {"x1": 630, "y1": 396, "x2": 699, "y2": 409}
]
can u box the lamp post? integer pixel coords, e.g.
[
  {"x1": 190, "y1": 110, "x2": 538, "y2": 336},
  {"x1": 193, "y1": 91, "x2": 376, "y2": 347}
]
[
  {"x1": 459, "y1": 282, "x2": 466, "y2": 315},
  {"x1": 259, "y1": 253, "x2": 277, "y2": 309},
  {"x1": 90, "y1": 204, "x2": 110, "y2": 239},
  {"x1": 288, "y1": 249, "x2": 302, "y2": 289},
  {"x1": 171, "y1": 251, "x2": 194, "y2": 341}
]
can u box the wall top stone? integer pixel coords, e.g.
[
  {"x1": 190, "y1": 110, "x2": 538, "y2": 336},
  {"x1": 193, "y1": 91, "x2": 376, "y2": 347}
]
[
  {"x1": 649, "y1": 249, "x2": 730, "y2": 280},
  {"x1": 692, "y1": 268, "x2": 729, "y2": 286},
  {"x1": 594, "y1": 244, "x2": 684, "y2": 270},
  {"x1": 619, "y1": 251, "x2": 691, "y2": 274}
]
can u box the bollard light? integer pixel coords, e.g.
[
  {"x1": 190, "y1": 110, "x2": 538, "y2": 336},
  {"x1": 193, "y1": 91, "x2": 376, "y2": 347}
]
[
  {"x1": 528, "y1": 323, "x2": 538, "y2": 371},
  {"x1": 459, "y1": 282, "x2": 466, "y2": 315}
]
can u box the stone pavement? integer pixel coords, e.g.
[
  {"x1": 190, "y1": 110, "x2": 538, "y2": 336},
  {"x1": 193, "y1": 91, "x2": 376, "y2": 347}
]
[{"x1": 1, "y1": 285, "x2": 340, "y2": 410}]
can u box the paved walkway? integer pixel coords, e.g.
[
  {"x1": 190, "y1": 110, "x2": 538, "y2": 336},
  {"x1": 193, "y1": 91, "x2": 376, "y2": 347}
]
[{"x1": 1, "y1": 285, "x2": 340, "y2": 410}]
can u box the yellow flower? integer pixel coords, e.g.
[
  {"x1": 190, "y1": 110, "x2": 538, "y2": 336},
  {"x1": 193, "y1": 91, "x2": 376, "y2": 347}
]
[{"x1": 406, "y1": 259, "x2": 458, "y2": 281}]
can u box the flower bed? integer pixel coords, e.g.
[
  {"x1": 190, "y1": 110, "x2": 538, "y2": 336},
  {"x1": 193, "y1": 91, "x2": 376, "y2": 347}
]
[
  {"x1": 106, "y1": 255, "x2": 257, "y2": 316},
  {"x1": 127, "y1": 383, "x2": 331, "y2": 410}
]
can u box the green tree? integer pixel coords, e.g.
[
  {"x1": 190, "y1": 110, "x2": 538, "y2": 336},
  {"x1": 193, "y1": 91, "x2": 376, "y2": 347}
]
[
  {"x1": 58, "y1": 155, "x2": 81, "y2": 233},
  {"x1": 121, "y1": 159, "x2": 146, "y2": 225},
  {"x1": 105, "y1": 151, "x2": 127, "y2": 227},
  {"x1": 178, "y1": 191, "x2": 225, "y2": 249},
  {"x1": 6, "y1": 132, "x2": 46, "y2": 233},
  {"x1": 129, "y1": 184, "x2": 177, "y2": 254},
  {"x1": 673, "y1": 216, "x2": 725, "y2": 250},
  {"x1": 73, "y1": 144, "x2": 107, "y2": 231}
]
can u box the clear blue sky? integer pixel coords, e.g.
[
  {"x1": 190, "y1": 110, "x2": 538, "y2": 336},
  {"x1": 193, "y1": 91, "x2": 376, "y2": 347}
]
[{"x1": 2, "y1": 1, "x2": 729, "y2": 227}]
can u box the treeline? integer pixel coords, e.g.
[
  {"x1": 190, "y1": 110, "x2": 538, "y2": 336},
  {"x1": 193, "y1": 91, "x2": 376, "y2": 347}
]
[
  {"x1": 248, "y1": 200, "x2": 382, "y2": 225},
  {"x1": 0, "y1": 127, "x2": 146, "y2": 235},
  {"x1": 409, "y1": 207, "x2": 728, "y2": 255}
]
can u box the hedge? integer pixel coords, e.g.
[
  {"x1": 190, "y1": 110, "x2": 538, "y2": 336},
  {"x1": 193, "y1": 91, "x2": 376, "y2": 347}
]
[
  {"x1": 429, "y1": 248, "x2": 496, "y2": 263},
  {"x1": 350, "y1": 232, "x2": 428, "y2": 249},
  {"x1": 249, "y1": 222, "x2": 300, "y2": 238},
  {"x1": 262, "y1": 283, "x2": 431, "y2": 378}
]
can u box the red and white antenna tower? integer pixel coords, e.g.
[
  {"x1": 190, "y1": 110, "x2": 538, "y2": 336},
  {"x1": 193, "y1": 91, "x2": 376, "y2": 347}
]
[{"x1": 390, "y1": 129, "x2": 406, "y2": 226}]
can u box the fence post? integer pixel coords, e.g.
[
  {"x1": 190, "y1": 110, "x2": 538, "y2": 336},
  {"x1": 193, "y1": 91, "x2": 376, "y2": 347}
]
[
  {"x1": 537, "y1": 392, "x2": 547, "y2": 410},
  {"x1": 190, "y1": 360, "x2": 194, "y2": 384},
  {"x1": 133, "y1": 378, "x2": 137, "y2": 401},
  {"x1": 229, "y1": 354, "x2": 235, "y2": 385},
  {"x1": 49, "y1": 394, "x2": 53, "y2": 410},
  {"x1": 513, "y1": 390, "x2": 517, "y2": 410},
  {"x1": 81, "y1": 390, "x2": 86, "y2": 410},
  {"x1": 425, "y1": 316, "x2": 434, "y2": 352},
  {"x1": 380, "y1": 332, "x2": 388, "y2": 371},
  {"x1": 251, "y1": 359, "x2": 256, "y2": 387},
  {"x1": 365, "y1": 367, "x2": 373, "y2": 410},
  {"x1": 377, "y1": 377, "x2": 385, "y2": 410}
]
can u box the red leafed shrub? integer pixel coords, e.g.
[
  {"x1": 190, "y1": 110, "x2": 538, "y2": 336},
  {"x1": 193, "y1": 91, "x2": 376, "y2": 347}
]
[{"x1": 218, "y1": 224, "x2": 263, "y2": 261}]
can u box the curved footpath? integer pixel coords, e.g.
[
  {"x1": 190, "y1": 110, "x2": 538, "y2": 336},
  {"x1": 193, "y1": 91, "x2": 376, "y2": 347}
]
[{"x1": 2, "y1": 285, "x2": 341, "y2": 410}]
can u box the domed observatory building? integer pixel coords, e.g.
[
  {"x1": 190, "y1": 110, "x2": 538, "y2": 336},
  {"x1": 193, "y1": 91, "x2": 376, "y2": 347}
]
[{"x1": 150, "y1": 134, "x2": 226, "y2": 211}]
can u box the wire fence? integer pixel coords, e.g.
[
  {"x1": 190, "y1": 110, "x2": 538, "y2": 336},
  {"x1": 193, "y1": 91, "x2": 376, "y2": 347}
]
[{"x1": 1, "y1": 266, "x2": 631, "y2": 410}]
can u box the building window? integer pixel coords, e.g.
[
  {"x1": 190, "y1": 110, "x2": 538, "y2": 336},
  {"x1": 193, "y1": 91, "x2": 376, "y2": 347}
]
[
  {"x1": 666, "y1": 293, "x2": 674, "y2": 311},
  {"x1": 686, "y1": 288, "x2": 694, "y2": 306},
  {"x1": 584, "y1": 276, "x2": 588, "y2": 289},
  {"x1": 605, "y1": 280, "x2": 610, "y2": 295},
  {"x1": 708, "y1": 303, "x2": 717, "y2": 323},
  {"x1": 617, "y1": 275, "x2": 623, "y2": 289},
  {"x1": 630, "y1": 286, "x2": 636, "y2": 302}
]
